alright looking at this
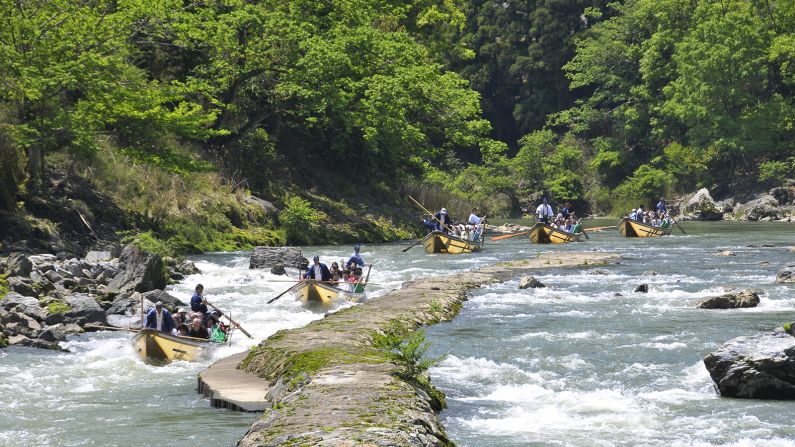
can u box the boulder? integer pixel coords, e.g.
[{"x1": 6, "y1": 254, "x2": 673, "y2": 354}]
[
  {"x1": 62, "y1": 259, "x2": 87, "y2": 278},
  {"x1": 6, "y1": 253, "x2": 33, "y2": 277},
  {"x1": 0, "y1": 292, "x2": 39, "y2": 311},
  {"x1": 270, "y1": 263, "x2": 287, "y2": 276},
  {"x1": 697, "y1": 289, "x2": 759, "y2": 309},
  {"x1": 518, "y1": 276, "x2": 545, "y2": 289},
  {"x1": 250, "y1": 246, "x2": 308, "y2": 270},
  {"x1": 770, "y1": 186, "x2": 795, "y2": 206},
  {"x1": 108, "y1": 244, "x2": 166, "y2": 293},
  {"x1": 141, "y1": 289, "x2": 185, "y2": 311},
  {"x1": 44, "y1": 270, "x2": 63, "y2": 283},
  {"x1": 703, "y1": 331, "x2": 795, "y2": 399},
  {"x1": 244, "y1": 195, "x2": 278, "y2": 215},
  {"x1": 64, "y1": 293, "x2": 106, "y2": 324},
  {"x1": 7, "y1": 277, "x2": 38, "y2": 297},
  {"x1": 84, "y1": 251, "x2": 113, "y2": 263},
  {"x1": 715, "y1": 250, "x2": 736, "y2": 257},
  {"x1": 174, "y1": 260, "x2": 200, "y2": 275},
  {"x1": 38, "y1": 324, "x2": 67, "y2": 342},
  {"x1": 106, "y1": 292, "x2": 144, "y2": 316},
  {"x1": 684, "y1": 188, "x2": 722, "y2": 220},
  {"x1": 777, "y1": 263, "x2": 795, "y2": 283},
  {"x1": 734, "y1": 195, "x2": 783, "y2": 221},
  {"x1": 634, "y1": 284, "x2": 649, "y2": 293}
]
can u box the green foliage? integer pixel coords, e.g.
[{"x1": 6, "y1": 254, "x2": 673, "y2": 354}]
[
  {"x1": 279, "y1": 195, "x2": 326, "y2": 245},
  {"x1": 758, "y1": 159, "x2": 795, "y2": 185},
  {"x1": 372, "y1": 322, "x2": 443, "y2": 380},
  {"x1": 614, "y1": 163, "x2": 674, "y2": 203},
  {"x1": 0, "y1": 274, "x2": 8, "y2": 300},
  {"x1": 46, "y1": 301, "x2": 71, "y2": 315}
]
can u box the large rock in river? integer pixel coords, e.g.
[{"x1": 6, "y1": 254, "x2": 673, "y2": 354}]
[
  {"x1": 776, "y1": 263, "x2": 795, "y2": 283},
  {"x1": 734, "y1": 194, "x2": 784, "y2": 221},
  {"x1": 684, "y1": 188, "x2": 722, "y2": 220},
  {"x1": 697, "y1": 289, "x2": 759, "y2": 309},
  {"x1": 704, "y1": 331, "x2": 795, "y2": 399},
  {"x1": 249, "y1": 246, "x2": 308, "y2": 270},
  {"x1": 64, "y1": 293, "x2": 106, "y2": 325},
  {"x1": 518, "y1": 276, "x2": 545, "y2": 289},
  {"x1": 108, "y1": 245, "x2": 166, "y2": 293}
]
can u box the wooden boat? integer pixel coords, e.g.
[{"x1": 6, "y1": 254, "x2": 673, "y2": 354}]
[
  {"x1": 132, "y1": 328, "x2": 218, "y2": 364},
  {"x1": 294, "y1": 279, "x2": 366, "y2": 306},
  {"x1": 528, "y1": 222, "x2": 580, "y2": 244},
  {"x1": 618, "y1": 217, "x2": 673, "y2": 237},
  {"x1": 421, "y1": 230, "x2": 483, "y2": 254}
]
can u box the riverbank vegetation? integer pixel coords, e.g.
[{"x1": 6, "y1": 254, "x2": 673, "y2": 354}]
[{"x1": 1, "y1": 0, "x2": 792, "y2": 252}]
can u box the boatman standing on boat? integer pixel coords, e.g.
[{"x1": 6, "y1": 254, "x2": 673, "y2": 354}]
[
  {"x1": 346, "y1": 244, "x2": 365, "y2": 269},
  {"x1": 145, "y1": 301, "x2": 176, "y2": 333},
  {"x1": 434, "y1": 208, "x2": 453, "y2": 233},
  {"x1": 304, "y1": 255, "x2": 332, "y2": 281},
  {"x1": 468, "y1": 208, "x2": 483, "y2": 225},
  {"x1": 536, "y1": 198, "x2": 554, "y2": 224},
  {"x1": 190, "y1": 284, "x2": 208, "y2": 316},
  {"x1": 656, "y1": 198, "x2": 667, "y2": 214}
]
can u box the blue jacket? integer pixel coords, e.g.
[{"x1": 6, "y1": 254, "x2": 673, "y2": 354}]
[
  {"x1": 190, "y1": 292, "x2": 206, "y2": 313},
  {"x1": 347, "y1": 253, "x2": 364, "y2": 268},
  {"x1": 433, "y1": 212, "x2": 452, "y2": 233},
  {"x1": 304, "y1": 263, "x2": 331, "y2": 281},
  {"x1": 656, "y1": 201, "x2": 667, "y2": 213},
  {"x1": 145, "y1": 308, "x2": 175, "y2": 333}
]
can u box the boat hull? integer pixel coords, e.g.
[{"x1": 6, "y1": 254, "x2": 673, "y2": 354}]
[
  {"x1": 619, "y1": 218, "x2": 672, "y2": 237},
  {"x1": 294, "y1": 280, "x2": 366, "y2": 306},
  {"x1": 131, "y1": 328, "x2": 211, "y2": 364},
  {"x1": 528, "y1": 223, "x2": 579, "y2": 244},
  {"x1": 421, "y1": 231, "x2": 482, "y2": 254}
]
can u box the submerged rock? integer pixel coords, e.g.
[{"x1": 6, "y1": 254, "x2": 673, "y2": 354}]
[
  {"x1": 249, "y1": 246, "x2": 308, "y2": 270},
  {"x1": 697, "y1": 289, "x2": 759, "y2": 309},
  {"x1": 270, "y1": 263, "x2": 287, "y2": 276},
  {"x1": 776, "y1": 263, "x2": 795, "y2": 283},
  {"x1": 704, "y1": 331, "x2": 795, "y2": 399},
  {"x1": 715, "y1": 250, "x2": 736, "y2": 257},
  {"x1": 634, "y1": 284, "x2": 648, "y2": 293},
  {"x1": 518, "y1": 276, "x2": 545, "y2": 289}
]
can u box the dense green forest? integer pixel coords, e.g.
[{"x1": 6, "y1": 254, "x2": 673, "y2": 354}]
[{"x1": 1, "y1": 0, "x2": 793, "y2": 252}]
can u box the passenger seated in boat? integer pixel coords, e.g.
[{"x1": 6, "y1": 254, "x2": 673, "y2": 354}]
[
  {"x1": 329, "y1": 262, "x2": 341, "y2": 285},
  {"x1": 346, "y1": 244, "x2": 365, "y2": 269},
  {"x1": 349, "y1": 268, "x2": 365, "y2": 293},
  {"x1": 304, "y1": 255, "x2": 331, "y2": 281},
  {"x1": 460, "y1": 225, "x2": 470, "y2": 241},
  {"x1": 187, "y1": 318, "x2": 209, "y2": 339},
  {"x1": 660, "y1": 213, "x2": 672, "y2": 229},
  {"x1": 564, "y1": 216, "x2": 575, "y2": 233},
  {"x1": 190, "y1": 284, "x2": 208, "y2": 317},
  {"x1": 206, "y1": 315, "x2": 227, "y2": 342},
  {"x1": 561, "y1": 202, "x2": 572, "y2": 219},
  {"x1": 145, "y1": 301, "x2": 175, "y2": 333},
  {"x1": 422, "y1": 218, "x2": 436, "y2": 233},
  {"x1": 177, "y1": 324, "x2": 188, "y2": 336}
]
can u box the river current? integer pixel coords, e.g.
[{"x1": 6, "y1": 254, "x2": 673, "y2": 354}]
[{"x1": 0, "y1": 221, "x2": 793, "y2": 446}]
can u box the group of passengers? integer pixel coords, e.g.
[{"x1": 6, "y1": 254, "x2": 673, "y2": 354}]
[
  {"x1": 536, "y1": 198, "x2": 582, "y2": 234},
  {"x1": 304, "y1": 245, "x2": 368, "y2": 293},
  {"x1": 629, "y1": 198, "x2": 673, "y2": 228},
  {"x1": 422, "y1": 207, "x2": 485, "y2": 241},
  {"x1": 143, "y1": 284, "x2": 230, "y2": 343}
]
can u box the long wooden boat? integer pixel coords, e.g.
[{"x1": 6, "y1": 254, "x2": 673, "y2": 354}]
[
  {"x1": 421, "y1": 230, "x2": 483, "y2": 254},
  {"x1": 618, "y1": 217, "x2": 673, "y2": 237},
  {"x1": 132, "y1": 328, "x2": 217, "y2": 364},
  {"x1": 528, "y1": 222, "x2": 580, "y2": 244},
  {"x1": 294, "y1": 279, "x2": 366, "y2": 306}
]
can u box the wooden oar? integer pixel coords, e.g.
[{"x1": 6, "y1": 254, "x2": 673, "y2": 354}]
[
  {"x1": 490, "y1": 231, "x2": 529, "y2": 241},
  {"x1": 84, "y1": 324, "x2": 138, "y2": 333},
  {"x1": 408, "y1": 195, "x2": 455, "y2": 234},
  {"x1": 584, "y1": 225, "x2": 618, "y2": 231},
  {"x1": 205, "y1": 299, "x2": 252, "y2": 339},
  {"x1": 402, "y1": 238, "x2": 424, "y2": 252},
  {"x1": 267, "y1": 283, "x2": 301, "y2": 304},
  {"x1": 576, "y1": 218, "x2": 590, "y2": 239},
  {"x1": 671, "y1": 217, "x2": 687, "y2": 234}
]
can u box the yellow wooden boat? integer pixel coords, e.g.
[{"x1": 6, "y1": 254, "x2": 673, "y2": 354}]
[
  {"x1": 132, "y1": 328, "x2": 216, "y2": 364},
  {"x1": 294, "y1": 279, "x2": 366, "y2": 306},
  {"x1": 618, "y1": 217, "x2": 672, "y2": 237},
  {"x1": 421, "y1": 230, "x2": 483, "y2": 254},
  {"x1": 528, "y1": 223, "x2": 580, "y2": 244}
]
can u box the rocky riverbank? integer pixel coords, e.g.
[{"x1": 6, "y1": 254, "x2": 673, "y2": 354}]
[
  {"x1": 676, "y1": 185, "x2": 795, "y2": 221},
  {"x1": 213, "y1": 251, "x2": 619, "y2": 447},
  {"x1": 0, "y1": 245, "x2": 197, "y2": 349}
]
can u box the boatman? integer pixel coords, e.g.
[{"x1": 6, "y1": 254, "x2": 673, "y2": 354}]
[
  {"x1": 304, "y1": 255, "x2": 331, "y2": 281},
  {"x1": 536, "y1": 198, "x2": 554, "y2": 224},
  {"x1": 190, "y1": 284, "x2": 208, "y2": 316},
  {"x1": 346, "y1": 244, "x2": 365, "y2": 269},
  {"x1": 656, "y1": 198, "x2": 667, "y2": 214},
  {"x1": 468, "y1": 207, "x2": 483, "y2": 225},
  {"x1": 145, "y1": 301, "x2": 176, "y2": 333},
  {"x1": 635, "y1": 204, "x2": 646, "y2": 222},
  {"x1": 434, "y1": 208, "x2": 453, "y2": 233}
]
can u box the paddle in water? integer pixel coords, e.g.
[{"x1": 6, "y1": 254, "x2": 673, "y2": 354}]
[
  {"x1": 205, "y1": 299, "x2": 252, "y2": 339},
  {"x1": 402, "y1": 238, "x2": 424, "y2": 252},
  {"x1": 490, "y1": 231, "x2": 528, "y2": 241}
]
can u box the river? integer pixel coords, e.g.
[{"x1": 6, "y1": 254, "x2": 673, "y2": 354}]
[{"x1": 0, "y1": 221, "x2": 793, "y2": 446}]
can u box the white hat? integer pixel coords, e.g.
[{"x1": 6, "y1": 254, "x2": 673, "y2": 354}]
[{"x1": 440, "y1": 208, "x2": 447, "y2": 214}]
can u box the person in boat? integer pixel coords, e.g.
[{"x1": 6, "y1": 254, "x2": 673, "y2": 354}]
[
  {"x1": 145, "y1": 301, "x2": 176, "y2": 333},
  {"x1": 187, "y1": 317, "x2": 209, "y2": 339},
  {"x1": 660, "y1": 212, "x2": 672, "y2": 229},
  {"x1": 656, "y1": 198, "x2": 667, "y2": 214},
  {"x1": 434, "y1": 208, "x2": 453, "y2": 233},
  {"x1": 176, "y1": 324, "x2": 188, "y2": 336},
  {"x1": 572, "y1": 219, "x2": 583, "y2": 234},
  {"x1": 468, "y1": 207, "x2": 484, "y2": 225},
  {"x1": 460, "y1": 225, "x2": 470, "y2": 241},
  {"x1": 421, "y1": 217, "x2": 436, "y2": 233},
  {"x1": 536, "y1": 198, "x2": 554, "y2": 224},
  {"x1": 561, "y1": 202, "x2": 572, "y2": 219},
  {"x1": 348, "y1": 267, "x2": 365, "y2": 293},
  {"x1": 206, "y1": 313, "x2": 227, "y2": 342},
  {"x1": 304, "y1": 255, "x2": 331, "y2": 282},
  {"x1": 634, "y1": 205, "x2": 645, "y2": 223},
  {"x1": 346, "y1": 244, "x2": 365, "y2": 270},
  {"x1": 329, "y1": 262, "x2": 341, "y2": 285},
  {"x1": 190, "y1": 284, "x2": 208, "y2": 317}
]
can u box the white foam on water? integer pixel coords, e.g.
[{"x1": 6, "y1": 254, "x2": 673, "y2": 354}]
[
  {"x1": 638, "y1": 341, "x2": 689, "y2": 350},
  {"x1": 671, "y1": 438, "x2": 795, "y2": 447}
]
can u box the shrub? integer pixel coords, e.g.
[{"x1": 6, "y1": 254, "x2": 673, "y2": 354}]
[
  {"x1": 613, "y1": 163, "x2": 674, "y2": 204},
  {"x1": 46, "y1": 301, "x2": 71, "y2": 314},
  {"x1": 279, "y1": 195, "x2": 325, "y2": 245},
  {"x1": 0, "y1": 274, "x2": 8, "y2": 300},
  {"x1": 758, "y1": 159, "x2": 794, "y2": 186},
  {"x1": 372, "y1": 322, "x2": 443, "y2": 380}
]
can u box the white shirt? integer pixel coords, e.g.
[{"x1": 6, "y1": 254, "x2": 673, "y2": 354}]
[
  {"x1": 468, "y1": 213, "x2": 481, "y2": 225},
  {"x1": 156, "y1": 311, "x2": 163, "y2": 331},
  {"x1": 313, "y1": 264, "x2": 322, "y2": 280},
  {"x1": 536, "y1": 203, "x2": 553, "y2": 218}
]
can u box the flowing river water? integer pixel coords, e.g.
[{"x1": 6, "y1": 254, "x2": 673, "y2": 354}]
[{"x1": 1, "y1": 221, "x2": 793, "y2": 446}]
